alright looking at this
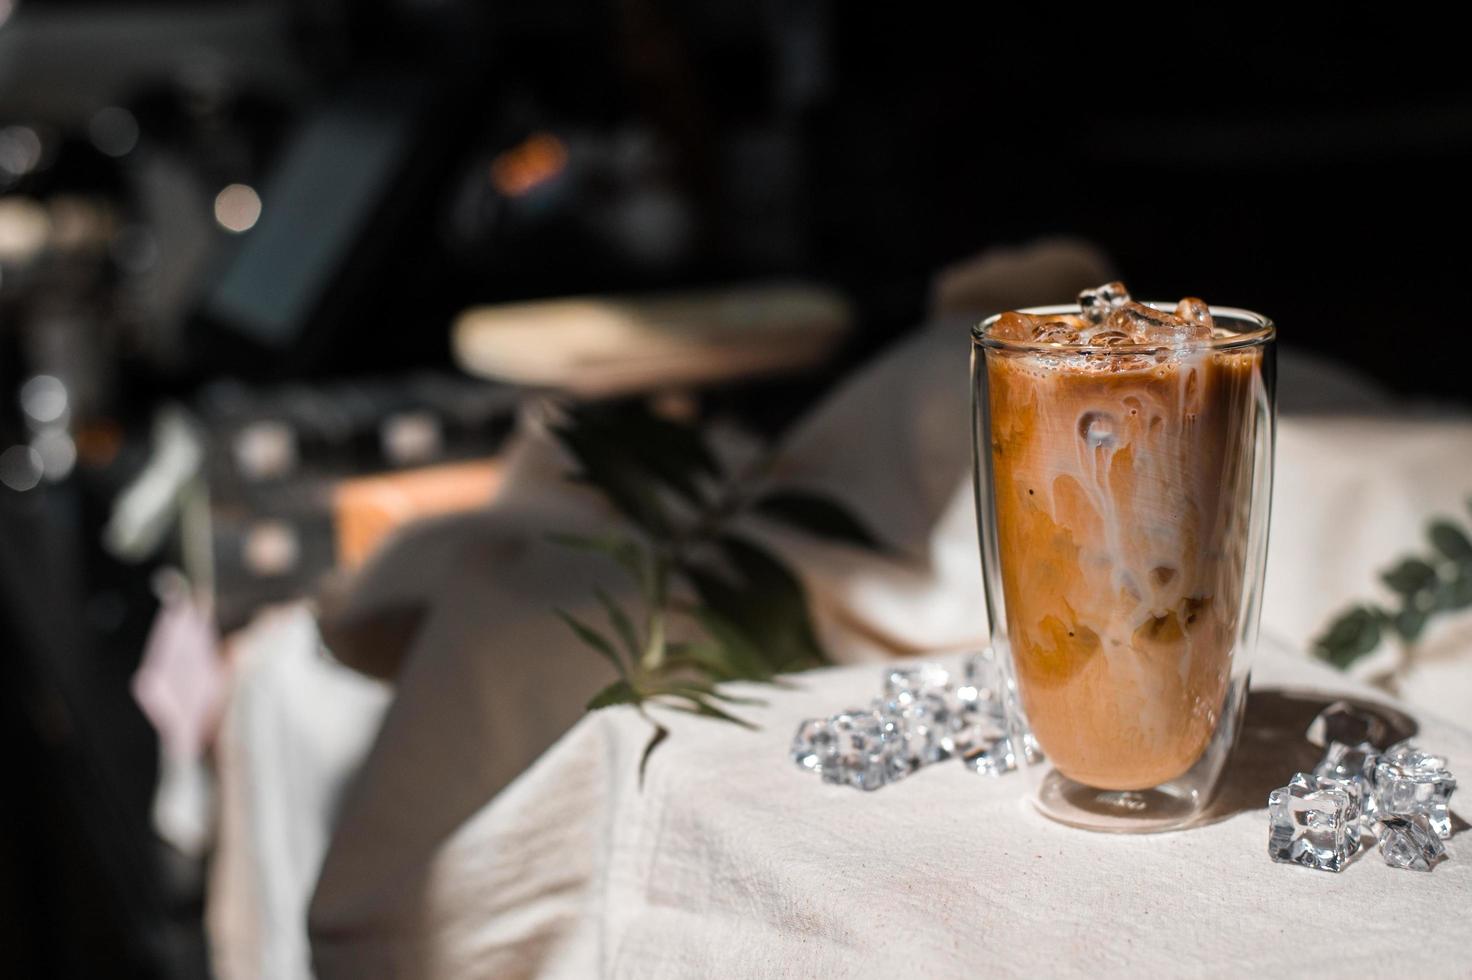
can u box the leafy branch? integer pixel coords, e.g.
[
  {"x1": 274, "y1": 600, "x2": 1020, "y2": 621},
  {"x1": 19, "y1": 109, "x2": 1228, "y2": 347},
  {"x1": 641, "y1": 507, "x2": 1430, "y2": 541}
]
[
  {"x1": 1315, "y1": 497, "x2": 1472, "y2": 669},
  {"x1": 549, "y1": 404, "x2": 882, "y2": 782}
]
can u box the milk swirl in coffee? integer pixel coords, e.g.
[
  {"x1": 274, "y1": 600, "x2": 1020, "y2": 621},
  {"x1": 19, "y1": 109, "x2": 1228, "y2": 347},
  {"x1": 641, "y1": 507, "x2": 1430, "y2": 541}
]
[{"x1": 983, "y1": 283, "x2": 1261, "y2": 791}]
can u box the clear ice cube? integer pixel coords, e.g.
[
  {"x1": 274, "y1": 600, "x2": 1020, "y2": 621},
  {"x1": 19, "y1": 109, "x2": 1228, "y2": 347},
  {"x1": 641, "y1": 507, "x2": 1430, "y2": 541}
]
[
  {"x1": 882, "y1": 662, "x2": 952, "y2": 704},
  {"x1": 950, "y1": 650, "x2": 1007, "y2": 756},
  {"x1": 1081, "y1": 329, "x2": 1135, "y2": 347},
  {"x1": 990, "y1": 311, "x2": 1037, "y2": 341},
  {"x1": 1107, "y1": 301, "x2": 1211, "y2": 344},
  {"x1": 1078, "y1": 281, "x2": 1131, "y2": 324},
  {"x1": 1373, "y1": 744, "x2": 1457, "y2": 839},
  {"x1": 1031, "y1": 318, "x2": 1082, "y2": 345},
  {"x1": 1382, "y1": 739, "x2": 1450, "y2": 772},
  {"x1": 960, "y1": 648, "x2": 1005, "y2": 707},
  {"x1": 1377, "y1": 814, "x2": 1448, "y2": 872},
  {"x1": 791, "y1": 717, "x2": 835, "y2": 774},
  {"x1": 1173, "y1": 296, "x2": 1214, "y2": 328},
  {"x1": 824, "y1": 707, "x2": 895, "y2": 791},
  {"x1": 883, "y1": 690, "x2": 953, "y2": 768},
  {"x1": 1267, "y1": 772, "x2": 1361, "y2": 873},
  {"x1": 963, "y1": 731, "x2": 1041, "y2": 777},
  {"x1": 1305, "y1": 700, "x2": 1389, "y2": 750},
  {"x1": 1313, "y1": 740, "x2": 1380, "y2": 825}
]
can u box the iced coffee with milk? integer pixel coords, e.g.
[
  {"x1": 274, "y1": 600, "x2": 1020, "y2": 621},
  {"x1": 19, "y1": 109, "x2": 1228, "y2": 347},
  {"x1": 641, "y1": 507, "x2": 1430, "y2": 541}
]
[{"x1": 981, "y1": 282, "x2": 1264, "y2": 794}]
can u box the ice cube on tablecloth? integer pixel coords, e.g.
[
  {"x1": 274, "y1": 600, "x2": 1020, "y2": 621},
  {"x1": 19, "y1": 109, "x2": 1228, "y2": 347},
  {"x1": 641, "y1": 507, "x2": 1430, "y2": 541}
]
[
  {"x1": 881, "y1": 691, "x2": 950, "y2": 768},
  {"x1": 882, "y1": 662, "x2": 952, "y2": 704},
  {"x1": 1305, "y1": 700, "x2": 1390, "y2": 750},
  {"x1": 1377, "y1": 814, "x2": 1448, "y2": 872},
  {"x1": 791, "y1": 717, "x2": 836, "y2": 774},
  {"x1": 1374, "y1": 744, "x2": 1457, "y2": 839},
  {"x1": 1313, "y1": 740, "x2": 1380, "y2": 825},
  {"x1": 947, "y1": 650, "x2": 1005, "y2": 752},
  {"x1": 963, "y1": 731, "x2": 1041, "y2": 777},
  {"x1": 1381, "y1": 740, "x2": 1450, "y2": 773},
  {"x1": 1268, "y1": 772, "x2": 1361, "y2": 873},
  {"x1": 959, "y1": 649, "x2": 1005, "y2": 708},
  {"x1": 824, "y1": 706, "x2": 902, "y2": 791}
]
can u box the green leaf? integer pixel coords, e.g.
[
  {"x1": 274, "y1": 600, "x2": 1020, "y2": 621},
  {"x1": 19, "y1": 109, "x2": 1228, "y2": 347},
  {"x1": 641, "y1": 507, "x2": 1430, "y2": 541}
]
[
  {"x1": 666, "y1": 632, "x2": 775, "y2": 683},
  {"x1": 594, "y1": 588, "x2": 641, "y2": 661},
  {"x1": 685, "y1": 535, "x2": 826, "y2": 674},
  {"x1": 604, "y1": 405, "x2": 722, "y2": 477},
  {"x1": 1393, "y1": 607, "x2": 1428, "y2": 642},
  {"x1": 1432, "y1": 570, "x2": 1472, "y2": 611},
  {"x1": 666, "y1": 694, "x2": 758, "y2": 729},
  {"x1": 1381, "y1": 558, "x2": 1437, "y2": 596},
  {"x1": 697, "y1": 687, "x2": 767, "y2": 707},
  {"x1": 545, "y1": 531, "x2": 647, "y2": 587},
  {"x1": 646, "y1": 677, "x2": 767, "y2": 707},
  {"x1": 559, "y1": 405, "x2": 720, "y2": 506},
  {"x1": 552, "y1": 422, "x2": 671, "y2": 535},
  {"x1": 640, "y1": 555, "x2": 670, "y2": 670},
  {"x1": 556, "y1": 608, "x2": 626, "y2": 676},
  {"x1": 638, "y1": 723, "x2": 668, "y2": 786},
  {"x1": 752, "y1": 490, "x2": 883, "y2": 550},
  {"x1": 586, "y1": 678, "x2": 641, "y2": 710},
  {"x1": 1314, "y1": 605, "x2": 1384, "y2": 668},
  {"x1": 1428, "y1": 521, "x2": 1472, "y2": 562}
]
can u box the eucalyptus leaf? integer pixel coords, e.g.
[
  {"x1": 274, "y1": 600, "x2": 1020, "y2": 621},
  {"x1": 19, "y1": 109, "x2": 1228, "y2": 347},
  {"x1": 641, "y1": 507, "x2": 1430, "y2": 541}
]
[
  {"x1": 752, "y1": 490, "x2": 883, "y2": 550},
  {"x1": 1433, "y1": 571, "x2": 1472, "y2": 611},
  {"x1": 1393, "y1": 607, "x2": 1429, "y2": 642},
  {"x1": 1381, "y1": 558, "x2": 1437, "y2": 596},
  {"x1": 1429, "y1": 521, "x2": 1472, "y2": 561},
  {"x1": 1315, "y1": 605, "x2": 1383, "y2": 668}
]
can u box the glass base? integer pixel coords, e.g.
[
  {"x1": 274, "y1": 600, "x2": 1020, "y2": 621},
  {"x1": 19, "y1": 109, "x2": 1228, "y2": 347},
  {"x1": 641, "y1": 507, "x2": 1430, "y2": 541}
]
[{"x1": 1034, "y1": 769, "x2": 1207, "y2": 834}]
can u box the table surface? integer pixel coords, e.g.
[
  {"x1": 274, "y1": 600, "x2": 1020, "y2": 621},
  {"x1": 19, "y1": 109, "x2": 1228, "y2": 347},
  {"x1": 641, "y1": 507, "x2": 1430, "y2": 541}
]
[{"x1": 312, "y1": 647, "x2": 1467, "y2": 979}]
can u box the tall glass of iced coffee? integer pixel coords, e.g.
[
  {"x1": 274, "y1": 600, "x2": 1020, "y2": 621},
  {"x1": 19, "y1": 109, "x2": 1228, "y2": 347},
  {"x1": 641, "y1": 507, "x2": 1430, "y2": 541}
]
[{"x1": 971, "y1": 283, "x2": 1275, "y2": 832}]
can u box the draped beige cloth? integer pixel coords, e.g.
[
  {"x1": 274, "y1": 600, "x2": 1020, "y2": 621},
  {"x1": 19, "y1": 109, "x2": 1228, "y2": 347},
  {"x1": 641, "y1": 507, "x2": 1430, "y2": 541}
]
[{"x1": 207, "y1": 242, "x2": 1472, "y2": 978}]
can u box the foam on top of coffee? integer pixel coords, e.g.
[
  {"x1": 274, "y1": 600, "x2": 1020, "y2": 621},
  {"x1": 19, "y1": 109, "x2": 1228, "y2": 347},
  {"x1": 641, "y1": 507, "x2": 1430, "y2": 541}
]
[{"x1": 990, "y1": 281, "x2": 1216, "y2": 349}]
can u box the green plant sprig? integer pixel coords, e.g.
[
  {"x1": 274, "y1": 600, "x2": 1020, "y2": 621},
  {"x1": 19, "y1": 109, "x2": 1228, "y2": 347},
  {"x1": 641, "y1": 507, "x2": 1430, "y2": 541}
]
[
  {"x1": 1315, "y1": 497, "x2": 1472, "y2": 669},
  {"x1": 549, "y1": 404, "x2": 882, "y2": 782}
]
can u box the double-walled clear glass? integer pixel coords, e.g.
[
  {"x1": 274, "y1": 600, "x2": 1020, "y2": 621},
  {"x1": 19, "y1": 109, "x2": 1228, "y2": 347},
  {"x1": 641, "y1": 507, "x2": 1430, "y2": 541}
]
[{"x1": 971, "y1": 304, "x2": 1275, "y2": 832}]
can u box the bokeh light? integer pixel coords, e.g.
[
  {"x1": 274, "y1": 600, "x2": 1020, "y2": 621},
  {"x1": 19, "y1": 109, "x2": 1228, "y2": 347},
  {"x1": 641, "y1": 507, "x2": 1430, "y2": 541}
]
[{"x1": 214, "y1": 184, "x2": 262, "y2": 233}]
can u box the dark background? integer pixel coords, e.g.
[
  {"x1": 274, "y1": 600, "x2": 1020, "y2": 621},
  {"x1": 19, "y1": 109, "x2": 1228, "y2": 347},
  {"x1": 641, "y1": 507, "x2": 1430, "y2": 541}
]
[{"x1": 1, "y1": 3, "x2": 1467, "y2": 978}]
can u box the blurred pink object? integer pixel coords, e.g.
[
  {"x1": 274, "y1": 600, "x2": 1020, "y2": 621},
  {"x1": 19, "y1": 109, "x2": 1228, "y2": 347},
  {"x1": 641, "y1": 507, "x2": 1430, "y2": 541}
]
[{"x1": 132, "y1": 572, "x2": 226, "y2": 762}]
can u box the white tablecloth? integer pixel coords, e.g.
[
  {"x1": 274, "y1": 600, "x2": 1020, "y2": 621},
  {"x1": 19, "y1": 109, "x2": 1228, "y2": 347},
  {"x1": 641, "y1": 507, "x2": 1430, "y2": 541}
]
[
  {"x1": 204, "y1": 242, "x2": 1472, "y2": 978},
  {"x1": 342, "y1": 649, "x2": 1470, "y2": 979}
]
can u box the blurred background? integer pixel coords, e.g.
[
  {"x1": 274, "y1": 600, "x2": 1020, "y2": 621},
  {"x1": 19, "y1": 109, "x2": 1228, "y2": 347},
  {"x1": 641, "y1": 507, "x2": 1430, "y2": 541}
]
[{"x1": 2, "y1": 2, "x2": 1469, "y2": 976}]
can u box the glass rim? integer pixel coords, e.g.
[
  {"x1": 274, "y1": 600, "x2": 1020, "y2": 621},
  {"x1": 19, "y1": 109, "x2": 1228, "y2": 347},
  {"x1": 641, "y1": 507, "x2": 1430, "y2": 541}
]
[{"x1": 972, "y1": 302, "x2": 1275, "y2": 355}]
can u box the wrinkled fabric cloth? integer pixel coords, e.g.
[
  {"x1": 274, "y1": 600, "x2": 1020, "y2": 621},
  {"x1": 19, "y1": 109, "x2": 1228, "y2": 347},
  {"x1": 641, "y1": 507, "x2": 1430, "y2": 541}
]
[
  {"x1": 209, "y1": 606, "x2": 392, "y2": 980},
  {"x1": 204, "y1": 242, "x2": 1472, "y2": 977},
  {"x1": 355, "y1": 649, "x2": 1472, "y2": 979}
]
